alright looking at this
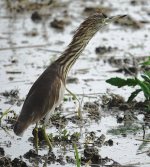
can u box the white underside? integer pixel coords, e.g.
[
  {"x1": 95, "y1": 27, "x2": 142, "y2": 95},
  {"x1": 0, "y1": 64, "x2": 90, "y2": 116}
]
[{"x1": 44, "y1": 80, "x2": 65, "y2": 125}]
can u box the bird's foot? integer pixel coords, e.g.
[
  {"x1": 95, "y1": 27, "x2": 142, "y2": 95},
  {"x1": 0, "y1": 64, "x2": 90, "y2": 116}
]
[
  {"x1": 33, "y1": 125, "x2": 39, "y2": 153},
  {"x1": 42, "y1": 126, "x2": 52, "y2": 150}
]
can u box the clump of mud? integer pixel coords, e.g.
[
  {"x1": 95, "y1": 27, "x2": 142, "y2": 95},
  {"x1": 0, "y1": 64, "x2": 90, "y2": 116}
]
[
  {"x1": 101, "y1": 93, "x2": 125, "y2": 108},
  {"x1": 50, "y1": 18, "x2": 70, "y2": 30},
  {"x1": 81, "y1": 145, "x2": 122, "y2": 166},
  {"x1": 83, "y1": 101, "x2": 101, "y2": 120},
  {"x1": 0, "y1": 89, "x2": 23, "y2": 106},
  {"x1": 0, "y1": 148, "x2": 28, "y2": 167},
  {"x1": 23, "y1": 149, "x2": 67, "y2": 166},
  {"x1": 101, "y1": 93, "x2": 149, "y2": 112},
  {"x1": 31, "y1": 11, "x2": 42, "y2": 23},
  {"x1": 95, "y1": 46, "x2": 116, "y2": 55}
]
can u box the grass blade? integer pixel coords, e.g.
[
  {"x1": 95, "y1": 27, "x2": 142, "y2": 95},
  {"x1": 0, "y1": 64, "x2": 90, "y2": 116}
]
[
  {"x1": 141, "y1": 74, "x2": 150, "y2": 83},
  {"x1": 74, "y1": 144, "x2": 81, "y2": 167},
  {"x1": 127, "y1": 89, "x2": 142, "y2": 102},
  {"x1": 0, "y1": 107, "x2": 11, "y2": 125}
]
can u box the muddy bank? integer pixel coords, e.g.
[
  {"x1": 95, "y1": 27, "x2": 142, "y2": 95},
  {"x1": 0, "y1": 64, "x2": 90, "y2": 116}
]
[{"x1": 0, "y1": 0, "x2": 150, "y2": 167}]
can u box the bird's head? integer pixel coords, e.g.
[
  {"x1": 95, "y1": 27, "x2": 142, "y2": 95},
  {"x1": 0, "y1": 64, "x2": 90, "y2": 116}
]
[
  {"x1": 74, "y1": 13, "x2": 126, "y2": 41},
  {"x1": 84, "y1": 12, "x2": 127, "y2": 30}
]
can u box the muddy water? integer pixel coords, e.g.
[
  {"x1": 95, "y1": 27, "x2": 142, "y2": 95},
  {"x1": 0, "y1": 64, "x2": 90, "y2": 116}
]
[{"x1": 0, "y1": 0, "x2": 150, "y2": 167}]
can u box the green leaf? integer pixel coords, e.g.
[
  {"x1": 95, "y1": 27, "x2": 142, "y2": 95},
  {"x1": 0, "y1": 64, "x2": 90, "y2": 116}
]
[
  {"x1": 140, "y1": 60, "x2": 150, "y2": 66},
  {"x1": 144, "y1": 71, "x2": 150, "y2": 79},
  {"x1": 106, "y1": 77, "x2": 137, "y2": 88},
  {"x1": 136, "y1": 78, "x2": 150, "y2": 99},
  {"x1": 127, "y1": 89, "x2": 142, "y2": 102},
  {"x1": 141, "y1": 74, "x2": 150, "y2": 83}
]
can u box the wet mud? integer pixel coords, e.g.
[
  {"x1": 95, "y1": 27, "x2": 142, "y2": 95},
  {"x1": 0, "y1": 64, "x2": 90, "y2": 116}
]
[{"x1": 0, "y1": 0, "x2": 150, "y2": 167}]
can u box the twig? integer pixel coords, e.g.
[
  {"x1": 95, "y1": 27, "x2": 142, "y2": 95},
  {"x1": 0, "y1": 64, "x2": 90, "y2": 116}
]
[
  {"x1": 142, "y1": 125, "x2": 146, "y2": 139},
  {"x1": 0, "y1": 44, "x2": 61, "y2": 53},
  {"x1": 66, "y1": 88, "x2": 82, "y2": 119},
  {"x1": 137, "y1": 150, "x2": 150, "y2": 155},
  {"x1": 65, "y1": 92, "x2": 103, "y2": 98},
  {"x1": 136, "y1": 138, "x2": 150, "y2": 142},
  {"x1": 123, "y1": 161, "x2": 150, "y2": 167}
]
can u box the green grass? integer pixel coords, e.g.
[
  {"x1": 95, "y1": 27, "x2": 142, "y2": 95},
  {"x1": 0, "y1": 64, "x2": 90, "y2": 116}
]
[
  {"x1": 0, "y1": 107, "x2": 11, "y2": 125},
  {"x1": 74, "y1": 144, "x2": 81, "y2": 167},
  {"x1": 107, "y1": 125, "x2": 142, "y2": 135}
]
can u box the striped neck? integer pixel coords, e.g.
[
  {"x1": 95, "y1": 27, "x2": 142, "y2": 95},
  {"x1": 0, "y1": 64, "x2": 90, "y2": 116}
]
[{"x1": 54, "y1": 23, "x2": 98, "y2": 80}]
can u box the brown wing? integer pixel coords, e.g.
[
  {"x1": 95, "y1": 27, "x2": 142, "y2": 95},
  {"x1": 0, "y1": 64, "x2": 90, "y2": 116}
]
[{"x1": 14, "y1": 64, "x2": 61, "y2": 136}]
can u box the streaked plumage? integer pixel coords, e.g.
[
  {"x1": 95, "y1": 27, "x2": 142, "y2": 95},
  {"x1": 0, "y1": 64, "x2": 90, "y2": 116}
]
[{"x1": 14, "y1": 13, "x2": 126, "y2": 136}]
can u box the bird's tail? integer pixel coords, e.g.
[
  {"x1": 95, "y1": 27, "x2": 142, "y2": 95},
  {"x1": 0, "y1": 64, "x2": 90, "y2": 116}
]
[{"x1": 13, "y1": 119, "x2": 28, "y2": 136}]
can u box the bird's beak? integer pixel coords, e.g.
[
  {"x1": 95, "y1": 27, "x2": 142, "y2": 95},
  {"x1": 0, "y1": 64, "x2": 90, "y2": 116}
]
[{"x1": 106, "y1": 15, "x2": 127, "y2": 23}]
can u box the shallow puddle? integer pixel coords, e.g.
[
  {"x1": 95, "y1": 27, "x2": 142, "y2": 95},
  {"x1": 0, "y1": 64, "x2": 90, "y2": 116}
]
[{"x1": 0, "y1": 0, "x2": 150, "y2": 167}]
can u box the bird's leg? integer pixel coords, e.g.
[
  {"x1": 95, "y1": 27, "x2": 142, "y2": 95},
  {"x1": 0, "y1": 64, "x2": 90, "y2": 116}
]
[
  {"x1": 34, "y1": 123, "x2": 39, "y2": 153},
  {"x1": 41, "y1": 125, "x2": 52, "y2": 150}
]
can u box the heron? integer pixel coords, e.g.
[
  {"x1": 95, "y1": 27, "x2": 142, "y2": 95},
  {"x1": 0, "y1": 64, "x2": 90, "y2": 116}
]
[{"x1": 14, "y1": 13, "x2": 126, "y2": 150}]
